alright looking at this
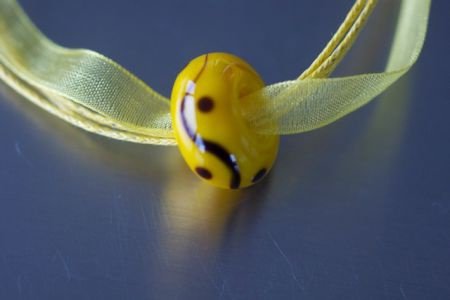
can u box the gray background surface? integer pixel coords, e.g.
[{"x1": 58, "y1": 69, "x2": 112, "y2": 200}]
[{"x1": 1, "y1": 0, "x2": 449, "y2": 299}]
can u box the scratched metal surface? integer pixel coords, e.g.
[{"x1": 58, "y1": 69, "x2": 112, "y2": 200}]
[{"x1": 0, "y1": 0, "x2": 449, "y2": 299}]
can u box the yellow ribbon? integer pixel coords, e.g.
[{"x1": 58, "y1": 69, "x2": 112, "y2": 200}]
[{"x1": 0, "y1": 0, "x2": 430, "y2": 144}]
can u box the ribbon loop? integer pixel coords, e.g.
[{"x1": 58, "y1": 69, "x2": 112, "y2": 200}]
[{"x1": 0, "y1": 0, "x2": 431, "y2": 142}]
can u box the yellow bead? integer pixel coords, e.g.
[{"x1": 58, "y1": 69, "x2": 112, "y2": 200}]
[{"x1": 170, "y1": 53, "x2": 279, "y2": 189}]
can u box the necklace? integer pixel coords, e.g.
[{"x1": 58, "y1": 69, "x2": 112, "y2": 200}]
[{"x1": 0, "y1": 0, "x2": 431, "y2": 189}]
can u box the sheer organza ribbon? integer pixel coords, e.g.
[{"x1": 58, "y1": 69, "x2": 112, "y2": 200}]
[{"x1": 0, "y1": 0, "x2": 430, "y2": 145}]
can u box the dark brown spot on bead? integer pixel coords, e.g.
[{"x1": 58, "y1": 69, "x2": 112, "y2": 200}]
[
  {"x1": 195, "y1": 167, "x2": 213, "y2": 180},
  {"x1": 252, "y1": 168, "x2": 267, "y2": 183},
  {"x1": 197, "y1": 97, "x2": 214, "y2": 112}
]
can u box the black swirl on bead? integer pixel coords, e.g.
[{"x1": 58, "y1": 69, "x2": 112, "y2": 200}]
[{"x1": 179, "y1": 54, "x2": 241, "y2": 189}]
